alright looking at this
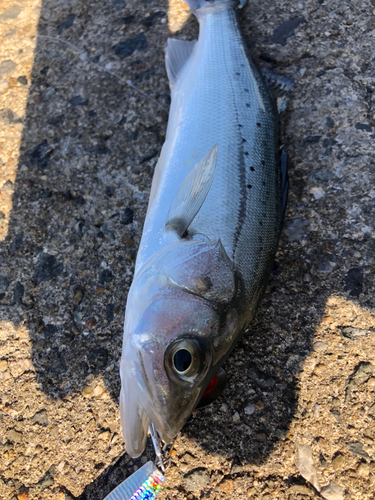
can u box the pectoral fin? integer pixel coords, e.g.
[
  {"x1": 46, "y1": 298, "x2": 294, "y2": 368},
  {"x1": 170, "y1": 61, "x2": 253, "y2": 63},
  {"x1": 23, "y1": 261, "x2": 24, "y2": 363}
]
[
  {"x1": 165, "y1": 38, "x2": 196, "y2": 86},
  {"x1": 165, "y1": 144, "x2": 218, "y2": 237}
]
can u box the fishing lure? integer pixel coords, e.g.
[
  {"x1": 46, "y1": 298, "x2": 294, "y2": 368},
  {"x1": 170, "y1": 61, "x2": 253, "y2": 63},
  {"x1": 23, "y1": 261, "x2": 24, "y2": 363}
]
[{"x1": 103, "y1": 461, "x2": 164, "y2": 500}]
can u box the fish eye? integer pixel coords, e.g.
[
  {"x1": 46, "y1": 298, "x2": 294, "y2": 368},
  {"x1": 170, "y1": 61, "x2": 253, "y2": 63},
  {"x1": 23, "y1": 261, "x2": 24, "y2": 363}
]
[
  {"x1": 173, "y1": 349, "x2": 192, "y2": 373},
  {"x1": 166, "y1": 338, "x2": 206, "y2": 380}
]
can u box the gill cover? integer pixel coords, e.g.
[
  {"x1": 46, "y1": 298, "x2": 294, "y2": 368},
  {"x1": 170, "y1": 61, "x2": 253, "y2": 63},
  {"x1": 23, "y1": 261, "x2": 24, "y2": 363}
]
[{"x1": 157, "y1": 239, "x2": 235, "y2": 303}]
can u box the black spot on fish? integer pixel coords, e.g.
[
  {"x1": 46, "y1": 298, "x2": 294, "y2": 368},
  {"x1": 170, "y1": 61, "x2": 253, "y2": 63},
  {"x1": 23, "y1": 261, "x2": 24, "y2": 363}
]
[
  {"x1": 247, "y1": 184, "x2": 252, "y2": 189},
  {"x1": 262, "y1": 160, "x2": 266, "y2": 166},
  {"x1": 239, "y1": 124, "x2": 243, "y2": 127},
  {"x1": 236, "y1": 72, "x2": 240, "y2": 76},
  {"x1": 250, "y1": 166, "x2": 255, "y2": 171},
  {"x1": 259, "y1": 221, "x2": 263, "y2": 226},
  {"x1": 246, "y1": 103, "x2": 250, "y2": 107},
  {"x1": 244, "y1": 88, "x2": 249, "y2": 92},
  {"x1": 244, "y1": 151, "x2": 249, "y2": 156},
  {"x1": 257, "y1": 122, "x2": 261, "y2": 127},
  {"x1": 242, "y1": 138, "x2": 247, "y2": 143}
]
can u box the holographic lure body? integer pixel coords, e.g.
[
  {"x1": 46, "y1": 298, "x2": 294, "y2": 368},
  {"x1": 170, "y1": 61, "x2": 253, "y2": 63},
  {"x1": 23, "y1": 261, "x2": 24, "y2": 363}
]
[
  {"x1": 129, "y1": 472, "x2": 164, "y2": 500},
  {"x1": 104, "y1": 461, "x2": 164, "y2": 500}
]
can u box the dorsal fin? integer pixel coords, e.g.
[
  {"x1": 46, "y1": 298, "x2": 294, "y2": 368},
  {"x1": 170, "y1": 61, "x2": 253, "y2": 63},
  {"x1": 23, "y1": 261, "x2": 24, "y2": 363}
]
[
  {"x1": 165, "y1": 38, "x2": 196, "y2": 86},
  {"x1": 259, "y1": 67, "x2": 294, "y2": 113},
  {"x1": 165, "y1": 144, "x2": 218, "y2": 237}
]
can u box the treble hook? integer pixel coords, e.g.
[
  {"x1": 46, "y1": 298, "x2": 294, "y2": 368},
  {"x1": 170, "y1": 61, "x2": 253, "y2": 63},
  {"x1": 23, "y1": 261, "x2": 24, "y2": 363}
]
[{"x1": 149, "y1": 424, "x2": 173, "y2": 473}]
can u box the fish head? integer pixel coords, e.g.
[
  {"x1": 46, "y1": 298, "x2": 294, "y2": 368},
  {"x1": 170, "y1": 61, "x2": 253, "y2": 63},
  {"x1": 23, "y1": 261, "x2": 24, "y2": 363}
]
[{"x1": 120, "y1": 240, "x2": 237, "y2": 457}]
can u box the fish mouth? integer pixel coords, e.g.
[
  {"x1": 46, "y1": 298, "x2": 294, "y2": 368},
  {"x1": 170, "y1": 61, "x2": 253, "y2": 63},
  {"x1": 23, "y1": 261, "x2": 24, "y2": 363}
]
[
  {"x1": 148, "y1": 410, "x2": 181, "y2": 445},
  {"x1": 120, "y1": 364, "x2": 180, "y2": 456},
  {"x1": 120, "y1": 381, "x2": 150, "y2": 458},
  {"x1": 142, "y1": 395, "x2": 182, "y2": 444},
  {"x1": 120, "y1": 387, "x2": 179, "y2": 457}
]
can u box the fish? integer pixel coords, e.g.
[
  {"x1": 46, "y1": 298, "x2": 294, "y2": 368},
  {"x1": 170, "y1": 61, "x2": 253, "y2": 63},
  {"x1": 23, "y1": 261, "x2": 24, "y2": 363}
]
[{"x1": 120, "y1": 0, "x2": 288, "y2": 458}]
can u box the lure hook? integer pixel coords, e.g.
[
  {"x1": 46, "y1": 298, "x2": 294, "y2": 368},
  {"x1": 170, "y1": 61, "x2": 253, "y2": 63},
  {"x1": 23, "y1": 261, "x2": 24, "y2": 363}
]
[{"x1": 149, "y1": 424, "x2": 172, "y2": 473}]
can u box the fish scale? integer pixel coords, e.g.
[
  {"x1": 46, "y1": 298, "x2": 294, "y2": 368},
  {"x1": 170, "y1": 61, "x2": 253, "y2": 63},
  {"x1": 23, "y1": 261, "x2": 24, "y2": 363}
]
[{"x1": 120, "y1": 0, "x2": 285, "y2": 459}]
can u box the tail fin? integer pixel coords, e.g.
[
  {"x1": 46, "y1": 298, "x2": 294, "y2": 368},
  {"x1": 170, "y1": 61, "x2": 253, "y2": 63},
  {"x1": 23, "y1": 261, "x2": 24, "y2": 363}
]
[{"x1": 183, "y1": 0, "x2": 246, "y2": 13}]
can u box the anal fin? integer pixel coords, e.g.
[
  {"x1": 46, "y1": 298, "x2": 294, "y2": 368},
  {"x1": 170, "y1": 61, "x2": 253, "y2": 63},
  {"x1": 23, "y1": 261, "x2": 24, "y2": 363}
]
[{"x1": 165, "y1": 38, "x2": 196, "y2": 86}]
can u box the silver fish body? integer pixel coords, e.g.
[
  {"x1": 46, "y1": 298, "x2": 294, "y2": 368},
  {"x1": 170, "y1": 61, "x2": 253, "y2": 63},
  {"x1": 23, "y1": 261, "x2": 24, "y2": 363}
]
[{"x1": 120, "y1": 0, "x2": 284, "y2": 458}]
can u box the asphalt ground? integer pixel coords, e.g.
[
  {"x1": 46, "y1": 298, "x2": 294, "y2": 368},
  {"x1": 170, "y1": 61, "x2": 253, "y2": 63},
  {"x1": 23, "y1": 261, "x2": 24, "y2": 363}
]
[{"x1": 0, "y1": 0, "x2": 375, "y2": 498}]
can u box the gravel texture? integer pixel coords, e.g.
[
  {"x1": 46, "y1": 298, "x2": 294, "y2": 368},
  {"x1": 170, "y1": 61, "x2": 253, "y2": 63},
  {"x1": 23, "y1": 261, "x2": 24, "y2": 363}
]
[{"x1": 1, "y1": 0, "x2": 375, "y2": 499}]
